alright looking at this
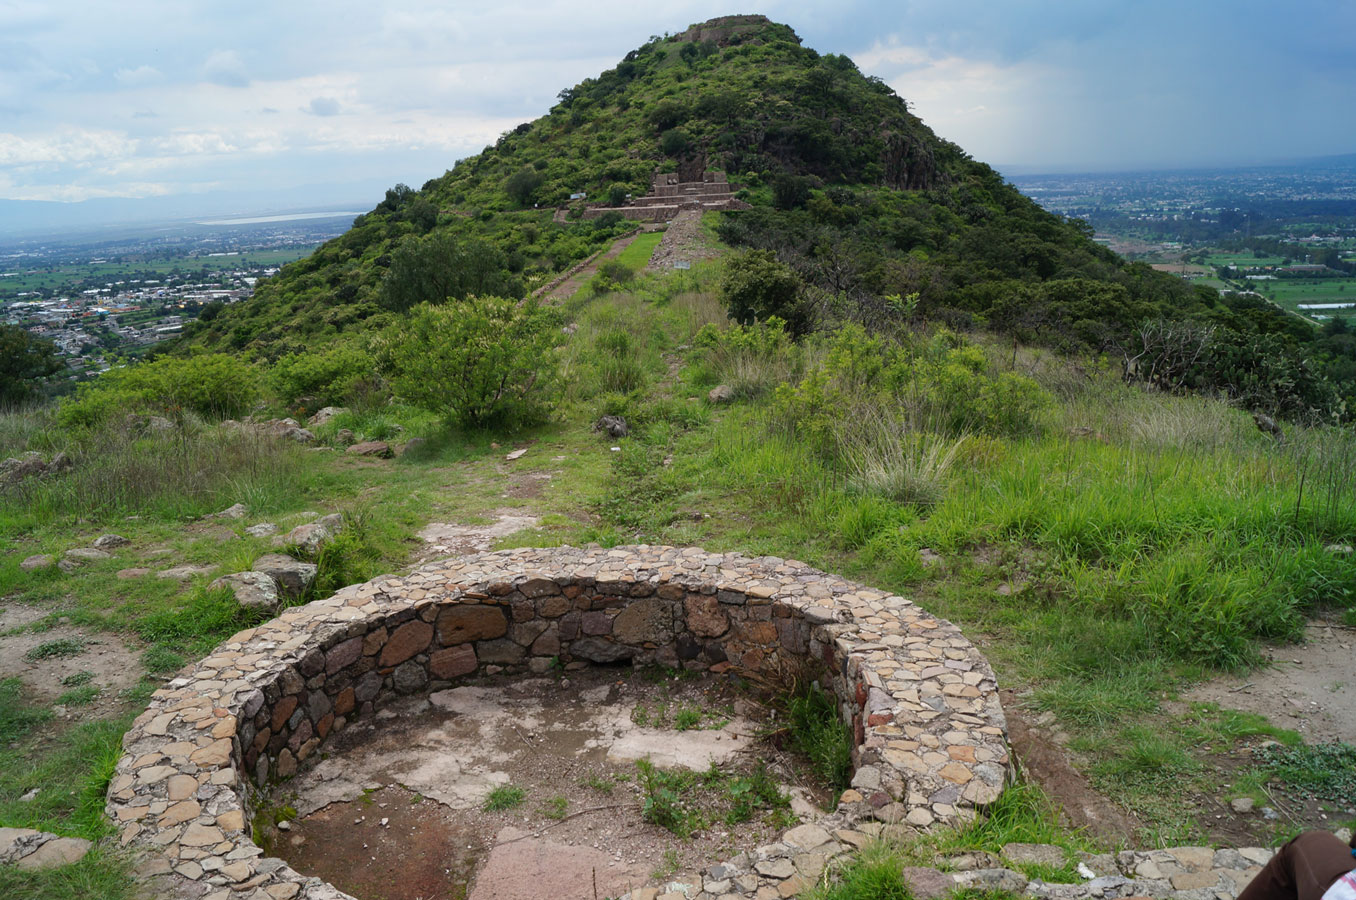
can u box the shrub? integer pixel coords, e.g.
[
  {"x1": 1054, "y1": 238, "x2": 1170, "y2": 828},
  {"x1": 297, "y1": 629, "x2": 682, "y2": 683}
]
[
  {"x1": 58, "y1": 353, "x2": 259, "y2": 427},
  {"x1": 720, "y1": 250, "x2": 810, "y2": 335},
  {"x1": 375, "y1": 298, "x2": 561, "y2": 429},
  {"x1": 269, "y1": 343, "x2": 377, "y2": 409}
]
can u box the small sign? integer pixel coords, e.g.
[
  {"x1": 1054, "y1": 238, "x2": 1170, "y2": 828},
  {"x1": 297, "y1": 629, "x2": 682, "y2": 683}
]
[{"x1": 672, "y1": 260, "x2": 691, "y2": 270}]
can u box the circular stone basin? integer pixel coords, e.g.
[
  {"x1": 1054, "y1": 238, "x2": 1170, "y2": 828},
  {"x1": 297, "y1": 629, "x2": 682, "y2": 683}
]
[{"x1": 108, "y1": 545, "x2": 1013, "y2": 900}]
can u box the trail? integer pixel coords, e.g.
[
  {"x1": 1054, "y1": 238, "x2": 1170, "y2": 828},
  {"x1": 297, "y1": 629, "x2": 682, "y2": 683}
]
[{"x1": 537, "y1": 231, "x2": 644, "y2": 303}]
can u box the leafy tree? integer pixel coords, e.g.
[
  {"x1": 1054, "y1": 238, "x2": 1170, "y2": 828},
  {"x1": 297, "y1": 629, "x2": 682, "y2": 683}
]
[
  {"x1": 660, "y1": 128, "x2": 691, "y2": 157},
  {"x1": 0, "y1": 325, "x2": 63, "y2": 405},
  {"x1": 380, "y1": 231, "x2": 522, "y2": 312},
  {"x1": 374, "y1": 298, "x2": 561, "y2": 429},
  {"x1": 505, "y1": 168, "x2": 544, "y2": 207},
  {"x1": 721, "y1": 250, "x2": 810, "y2": 334}
]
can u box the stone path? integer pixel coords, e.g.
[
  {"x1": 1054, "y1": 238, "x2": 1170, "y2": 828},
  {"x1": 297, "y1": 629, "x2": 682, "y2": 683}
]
[
  {"x1": 538, "y1": 231, "x2": 644, "y2": 302},
  {"x1": 647, "y1": 208, "x2": 725, "y2": 270}
]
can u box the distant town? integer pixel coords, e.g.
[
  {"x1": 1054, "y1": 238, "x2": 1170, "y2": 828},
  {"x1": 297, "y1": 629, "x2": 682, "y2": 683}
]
[{"x1": 0, "y1": 212, "x2": 354, "y2": 378}]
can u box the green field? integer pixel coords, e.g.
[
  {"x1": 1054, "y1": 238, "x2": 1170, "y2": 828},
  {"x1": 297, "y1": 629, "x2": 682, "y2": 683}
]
[
  {"x1": 0, "y1": 248, "x2": 313, "y2": 298},
  {"x1": 1203, "y1": 252, "x2": 1288, "y2": 268},
  {"x1": 614, "y1": 231, "x2": 664, "y2": 270},
  {"x1": 1251, "y1": 277, "x2": 1356, "y2": 319}
]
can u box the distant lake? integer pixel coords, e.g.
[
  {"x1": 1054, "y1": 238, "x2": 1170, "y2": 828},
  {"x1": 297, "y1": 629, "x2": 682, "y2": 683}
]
[{"x1": 195, "y1": 211, "x2": 363, "y2": 225}]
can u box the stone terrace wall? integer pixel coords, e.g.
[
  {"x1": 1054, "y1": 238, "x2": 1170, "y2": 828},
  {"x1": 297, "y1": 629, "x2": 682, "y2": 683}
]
[{"x1": 106, "y1": 546, "x2": 1012, "y2": 900}]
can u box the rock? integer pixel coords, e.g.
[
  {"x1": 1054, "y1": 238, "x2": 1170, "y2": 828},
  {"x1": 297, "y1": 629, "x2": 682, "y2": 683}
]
[
  {"x1": 93, "y1": 534, "x2": 130, "y2": 549},
  {"x1": 210, "y1": 503, "x2": 249, "y2": 520},
  {"x1": 64, "y1": 547, "x2": 111, "y2": 562},
  {"x1": 245, "y1": 523, "x2": 278, "y2": 537},
  {"x1": 684, "y1": 593, "x2": 728, "y2": 637},
  {"x1": 334, "y1": 428, "x2": 356, "y2": 446},
  {"x1": 1230, "y1": 797, "x2": 1255, "y2": 813},
  {"x1": 505, "y1": 448, "x2": 528, "y2": 461},
  {"x1": 251, "y1": 554, "x2": 317, "y2": 598},
  {"x1": 568, "y1": 637, "x2": 635, "y2": 663},
  {"x1": 315, "y1": 513, "x2": 344, "y2": 532},
  {"x1": 14, "y1": 835, "x2": 92, "y2": 870},
  {"x1": 901, "y1": 867, "x2": 954, "y2": 900},
  {"x1": 308, "y1": 407, "x2": 347, "y2": 426},
  {"x1": 156, "y1": 564, "x2": 219, "y2": 580},
  {"x1": 953, "y1": 868, "x2": 1028, "y2": 893},
  {"x1": 346, "y1": 441, "x2": 392, "y2": 458},
  {"x1": 210, "y1": 571, "x2": 281, "y2": 613},
  {"x1": 399, "y1": 437, "x2": 427, "y2": 456},
  {"x1": 1002, "y1": 843, "x2": 1068, "y2": 868},
  {"x1": 594, "y1": 416, "x2": 629, "y2": 438},
  {"x1": 48, "y1": 452, "x2": 72, "y2": 472},
  {"x1": 0, "y1": 451, "x2": 47, "y2": 484},
  {"x1": 19, "y1": 554, "x2": 53, "y2": 572},
  {"x1": 436, "y1": 605, "x2": 508, "y2": 644},
  {"x1": 393, "y1": 660, "x2": 428, "y2": 693},
  {"x1": 708, "y1": 384, "x2": 735, "y2": 403},
  {"x1": 283, "y1": 523, "x2": 332, "y2": 555},
  {"x1": 611, "y1": 597, "x2": 673, "y2": 644},
  {"x1": 1324, "y1": 543, "x2": 1354, "y2": 555},
  {"x1": 116, "y1": 567, "x2": 152, "y2": 579},
  {"x1": 145, "y1": 416, "x2": 174, "y2": 432},
  {"x1": 430, "y1": 644, "x2": 478, "y2": 679}
]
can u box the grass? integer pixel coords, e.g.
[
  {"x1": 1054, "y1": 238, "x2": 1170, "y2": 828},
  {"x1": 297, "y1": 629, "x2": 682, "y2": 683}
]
[
  {"x1": 636, "y1": 758, "x2": 791, "y2": 838},
  {"x1": 0, "y1": 847, "x2": 138, "y2": 900},
  {"x1": 1257, "y1": 741, "x2": 1356, "y2": 805},
  {"x1": 613, "y1": 231, "x2": 664, "y2": 270},
  {"x1": 784, "y1": 683, "x2": 854, "y2": 795},
  {"x1": 540, "y1": 796, "x2": 569, "y2": 819},
  {"x1": 25, "y1": 638, "x2": 87, "y2": 661},
  {"x1": 484, "y1": 784, "x2": 526, "y2": 811}
]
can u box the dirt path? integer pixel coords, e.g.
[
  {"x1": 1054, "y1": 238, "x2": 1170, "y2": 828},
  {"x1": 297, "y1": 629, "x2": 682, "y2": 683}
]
[
  {"x1": 646, "y1": 208, "x2": 724, "y2": 270},
  {"x1": 1185, "y1": 616, "x2": 1356, "y2": 743},
  {"x1": 540, "y1": 231, "x2": 644, "y2": 302}
]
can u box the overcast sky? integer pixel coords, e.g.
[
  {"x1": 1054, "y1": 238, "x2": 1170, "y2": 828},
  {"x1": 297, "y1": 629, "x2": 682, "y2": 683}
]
[{"x1": 2, "y1": 1, "x2": 1353, "y2": 206}]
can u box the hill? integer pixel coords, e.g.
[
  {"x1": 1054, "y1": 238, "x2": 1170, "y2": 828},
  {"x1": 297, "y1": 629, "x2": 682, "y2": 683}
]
[{"x1": 179, "y1": 15, "x2": 1348, "y2": 420}]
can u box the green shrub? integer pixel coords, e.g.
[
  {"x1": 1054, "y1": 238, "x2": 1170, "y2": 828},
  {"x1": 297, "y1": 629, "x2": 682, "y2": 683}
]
[
  {"x1": 374, "y1": 298, "x2": 561, "y2": 429},
  {"x1": 269, "y1": 344, "x2": 377, "y2": 409},
  {"x1": 58, "y1": 353, "x2": 259, "y2": 427},
  {"x1": 720, "y1": 249, "x2": 809, "y2": 334}
]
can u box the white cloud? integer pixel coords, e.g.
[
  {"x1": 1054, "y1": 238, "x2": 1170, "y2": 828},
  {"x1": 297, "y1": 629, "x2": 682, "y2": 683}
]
[
  {"x1": 0, "y1": 129, "x2": 139, "y2": 165},
  {"x1": 202, "y1": 50, "x2": 249, "y2": 88},
  {"x1": 114, "y1": 64, "x2": 161, "y2": 86},
  {"x1": 308, "y1": 96, "x2": 341, "y2": 117}
]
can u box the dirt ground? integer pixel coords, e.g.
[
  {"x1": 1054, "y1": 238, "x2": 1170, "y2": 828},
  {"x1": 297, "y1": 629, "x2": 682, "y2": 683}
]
[
  {"x1": 0, "y1": 600, "x2": 144, "y2": 711},
  {"x1": 271, "y1": 668, "x2": 828, "y2": 900},
  {"x1": 1186, "y1": 617, "x2": 1355, "y2": 744}
]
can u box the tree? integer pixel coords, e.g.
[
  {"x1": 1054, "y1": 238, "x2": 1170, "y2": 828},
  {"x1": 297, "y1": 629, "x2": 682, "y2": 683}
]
[
  {"x1": 380, "y1": 231, "x2": 521, "y2": 312},
  {"x1": 505, "y1": 168, "x2": 543, "y2": 207},
  {"x1": 0, "y1": 325, "x2": 62, "y2": 406},
  {"x1": 720, "y1": 249, "x2": 811, "y2": 334},
  {"x1": 374, "y1": 298, "x2": 561, "y2": 429}
]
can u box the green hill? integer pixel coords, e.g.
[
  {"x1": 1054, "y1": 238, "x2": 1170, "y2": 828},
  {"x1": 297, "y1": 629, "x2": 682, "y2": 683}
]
[{"x1": 185, "y1": 13, "x2": 1348, "y2": 420}]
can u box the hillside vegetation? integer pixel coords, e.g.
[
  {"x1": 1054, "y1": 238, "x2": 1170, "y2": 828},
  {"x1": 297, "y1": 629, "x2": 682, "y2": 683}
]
[
  {"x1": 178, "y1": 15, "x2": 1350, "y2": 422},
  {"x1": 3, "y1": 14, "x2": 1355, "y2": 900}
]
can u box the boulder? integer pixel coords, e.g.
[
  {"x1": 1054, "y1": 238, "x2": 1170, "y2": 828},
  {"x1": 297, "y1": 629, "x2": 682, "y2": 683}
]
[
  {"x1": 19, "y1": 554, "x2": 53, "y2": 572},
  {"x1": 210, "y1": 571, "x2": 281, "y2": 613},
  {"x1": 708, "y1": 384, "x2": 734, "y2": 403},
  {"x1": 568, "y1": 637, "x2": 635, "y2": 664},
  {"x1": 346, "y1": 441, "x2": 392, "y2": 458},
  {"x1": 244, "y1": 522, "x2": 278, "y2": 537},
  {"x1": 334, "y1": 428, "x2": 356, "y2": 446},
  {"x1": 92, "y1": 534, "x2": 130, "y2": 549},
  {"x1": 209, "y1": 502, "x2": 248, "y2": 520},
  {"x1": 0, "y1": 452, "x2": 47, "y2": 484},
  {"x1": 399, "y1": 437, "x2": 427, "y2": 456},
  {"x1": 594, "y1": 415, "x2": 629, "y2": 438},
  {"x1": 308, "y1": 406, "x2": 348, "y2": 427},
  {"x1": 64, "y1": 547, "x2": 111, "y2": 563},
  {"x1": 0, "y1": 829, "x2": 91, "y2": 870},
  {"x1": 156, "y1": 564, "x2": 219, "y2": 580},
  {"x1": 252, "y1": 554, "x2": 317, "y2": 598},
  {"x1": 283, "y1": 523, "x2": 331, "y2": 555}
]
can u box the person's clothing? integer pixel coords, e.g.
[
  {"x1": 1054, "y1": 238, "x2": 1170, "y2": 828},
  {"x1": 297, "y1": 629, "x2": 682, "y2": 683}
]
[{"x1": 1238, "y1": 832, "x2": 1356, "y2": 900}]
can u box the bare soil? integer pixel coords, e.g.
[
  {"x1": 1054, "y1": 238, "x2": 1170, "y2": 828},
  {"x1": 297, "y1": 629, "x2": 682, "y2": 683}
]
[
  {"x1": 1185, "y1": 617, "x2": 1356, "y2": 744},
  {"x1": 0, "y1": 600, "x2": 145, "y2": 710},
  {"x1": 271, "y1": 668, "x2": 829, "y2": 900}
]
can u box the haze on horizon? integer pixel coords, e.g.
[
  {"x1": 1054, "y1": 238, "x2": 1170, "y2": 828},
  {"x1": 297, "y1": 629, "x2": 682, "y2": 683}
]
[{"x1": 2, "y1": 0, "x2": 1352, "y2": 210}]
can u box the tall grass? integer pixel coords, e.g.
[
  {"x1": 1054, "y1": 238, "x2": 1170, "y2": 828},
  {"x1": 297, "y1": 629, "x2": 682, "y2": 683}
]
[{"x1": 0, "y1": 420, "x2": 308, "y2": 532}]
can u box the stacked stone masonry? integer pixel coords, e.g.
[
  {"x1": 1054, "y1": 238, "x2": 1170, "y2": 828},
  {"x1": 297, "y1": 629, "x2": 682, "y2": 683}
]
[
  {"x1": 103, "y1": 545, "x2": 1269, "y2": 900},
  {"x1": 579, "y1": 171, "x2": 752, "y2": 222}
]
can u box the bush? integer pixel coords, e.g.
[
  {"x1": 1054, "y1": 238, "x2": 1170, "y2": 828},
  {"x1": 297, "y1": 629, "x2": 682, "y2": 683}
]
[
  {"x1": 375, "y1": 298, "x2": 561, "y2": 429},
  {"x1": 720, "y1": 249, "x2": 810, "y2": 335},
  {"x1": 269, "y1": 343, "x2": 377, "y2": 409},
  {"x1": 57, "y1": 353, "x2": 259, "y2": 428}
]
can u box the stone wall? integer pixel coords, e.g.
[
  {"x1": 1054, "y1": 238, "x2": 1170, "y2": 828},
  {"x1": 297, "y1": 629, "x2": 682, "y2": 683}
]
[{"x1": 106, "y1": 546, "x2": 1012, "y2": 900}]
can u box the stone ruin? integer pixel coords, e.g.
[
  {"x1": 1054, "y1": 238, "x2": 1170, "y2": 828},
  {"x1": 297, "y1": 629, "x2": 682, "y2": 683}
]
[
  {"x1": 107, "y1": 545, "x2": 1011, "y2": 899},
  {"x1": 579, "y1": 170, "x2": 752, "y2": 223}
]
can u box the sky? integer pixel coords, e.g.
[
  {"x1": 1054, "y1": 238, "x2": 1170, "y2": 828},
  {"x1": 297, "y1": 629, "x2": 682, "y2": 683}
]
[{"x1": 1, "y1": 0, "x2": 1353, "y2": 208}]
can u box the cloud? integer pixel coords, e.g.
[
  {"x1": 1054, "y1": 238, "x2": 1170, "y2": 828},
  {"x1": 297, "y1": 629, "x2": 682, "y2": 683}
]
[
  {"x1": 0, "y1": 129, "x2": 139, "y2": 165},
  {"x1": 114, "y1": 64, "x2": 161, "y2": 86},
  {"x1": 307, "y1": 96, "x2": 341, "y2": 117},
  {"x1": 203, "y1": 50, "x2": 249, "y2": 88}
]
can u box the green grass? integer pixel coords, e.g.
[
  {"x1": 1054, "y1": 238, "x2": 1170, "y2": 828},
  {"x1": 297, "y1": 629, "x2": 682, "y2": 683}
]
[
  {"x1": 636, "y1": 759, "x2": 791, "y2": 838},
  {"x1": 484, "y1": 785, "x2": 526, "y2": 811},
  {"x1": 807, "y1": 841, "x2": 912, "y2": 900},
  {"x1": 1258, "y1": 741, "x2": 1356, "y2": 804},
  {"x1": 0, "y1": 847, "x2": 138, "y2": 900},
  {"x1": 785, "y1": 683, "x2": 854, "y2": 795},
  {"x1": 613, "y1": 231, "x2": 664, "y2": 271},
  {"x1": 25, "y1": 638, "x2": 87, "y2": 661},
  {"x1": 540, "y1": 796, "x2": 569, "y2": 819},
  {"x1": 56, "y1": 686, "x2": 101, "y2": 706}
]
